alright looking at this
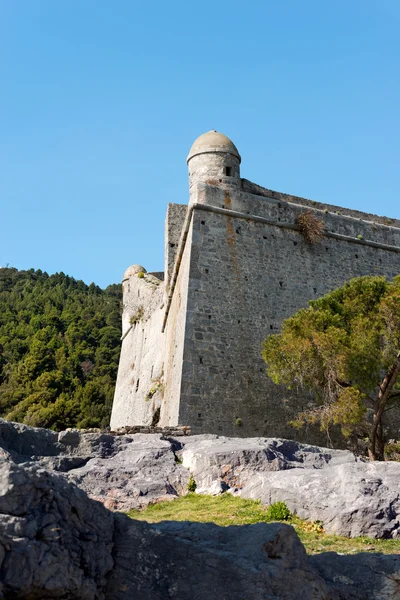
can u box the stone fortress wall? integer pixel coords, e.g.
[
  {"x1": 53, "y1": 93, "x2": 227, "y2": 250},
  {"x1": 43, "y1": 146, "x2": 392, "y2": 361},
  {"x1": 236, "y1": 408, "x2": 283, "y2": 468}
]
[
  {"x1": 111, "y1": 266, "x2": 165, "y2": 428},
  {"x1": 111, "y1": 131, "x2": 400, "y2": 443}
]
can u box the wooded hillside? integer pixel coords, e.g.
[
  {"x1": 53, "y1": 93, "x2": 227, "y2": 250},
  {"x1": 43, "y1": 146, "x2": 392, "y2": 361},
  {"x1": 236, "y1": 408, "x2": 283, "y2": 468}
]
[{"x1": 0, "y1": 268, "x2": 121, "y2": 430}]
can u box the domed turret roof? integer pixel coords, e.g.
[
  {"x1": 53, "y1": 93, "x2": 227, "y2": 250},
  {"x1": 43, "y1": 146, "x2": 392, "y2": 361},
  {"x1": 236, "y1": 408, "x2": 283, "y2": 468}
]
[
  {"x1": 187, "y1": 130, "x2": 241, "y2": 163},
  {"x1": 123, "y1": 265, "x2": 146, "y2": 280}
]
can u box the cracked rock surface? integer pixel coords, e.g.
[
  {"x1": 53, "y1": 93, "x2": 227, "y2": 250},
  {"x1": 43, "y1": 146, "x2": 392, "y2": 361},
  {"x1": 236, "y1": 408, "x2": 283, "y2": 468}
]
[
  {"x1": 0, "y1": 421, "x2": 190, "y2": 511},
  {"x1": 1, "y1": 420, "x2": 400, "y2": 538},
  {"x1": 106, "y1": 516, "x2": 334, "y2": 600},
  {"x1": 240, "y1": 461, "x2": 400, "y2": 538},
  {"x1": 178, "y1": 434, "x2": 358, "y2": 493},
  {"x1": 0, "y1": 460, "x2": 114, "y2": 599},
  {"x1": 0, "y1": 420, "x2": 400, "y2": 599}
]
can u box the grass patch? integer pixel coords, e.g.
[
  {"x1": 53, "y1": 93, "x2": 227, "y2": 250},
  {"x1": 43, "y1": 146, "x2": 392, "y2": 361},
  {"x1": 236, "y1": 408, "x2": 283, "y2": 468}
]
[{"x1": 128, "y1": 493, "x2": 400, "y2": 556}]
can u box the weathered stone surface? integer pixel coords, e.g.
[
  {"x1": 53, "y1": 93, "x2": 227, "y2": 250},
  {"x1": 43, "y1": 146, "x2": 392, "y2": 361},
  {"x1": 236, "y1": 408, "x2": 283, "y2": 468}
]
[
  {"x1": 66, "y1": 433, "x2": 190, "y2": 511},
  {"x1": 58, "y1": 428, "x2": 82, "y2": 446},
  {"x1": 0, "y1": 421, "x2": 191, "y2": 511},
  {"x1": 0, "y1": 460, "x2": 114, "y2": 600},
  {"x1": 240, "y1": 461, "x2": 400, "y2": 538},
  {"x1": 111, "y1": 262, "x2": 165, "y2": 430},
  {"x1": 0, "y1": 418, "x2": 60, "y2": 458},
  {"x1": 0, "y1": 443, "x2": 400, "y2": 600},
  {"x1": 1, "y1": 420, "x2": 400, "y2": 540},
  {"x1": 310, "y1": 552, "x2": 400, "y2": 600},
  {"x1": 179, "y1": 434, "x2": 359, "y2": 493},
  {"x1": 107, "y1": 516, "x2": 334, "y2": 600}
]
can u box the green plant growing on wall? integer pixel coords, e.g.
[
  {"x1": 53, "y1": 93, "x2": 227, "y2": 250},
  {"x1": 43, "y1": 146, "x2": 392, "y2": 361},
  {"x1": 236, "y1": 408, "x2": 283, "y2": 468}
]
[
  {"x1": 356, "y1": 234, "x2": 364, "y2": 240},
  {"x1": 129, "y1": 305, "x2": 144, "y2": 325},
  {"x1": 235, "y1": 417, "x2": 243, "y2": 427},
  {"x1": 137, "y1": 271, "x2": 145, "y2": 279},
  {"x1": 263, "y1": 276, "x2": 400, "y2": 461},
  {"x1": 296, "y1": 211, "x2": 324, "y2": 245},
  {"x1": 145, "y1": 375, "x2": 164, "y2": 401}
]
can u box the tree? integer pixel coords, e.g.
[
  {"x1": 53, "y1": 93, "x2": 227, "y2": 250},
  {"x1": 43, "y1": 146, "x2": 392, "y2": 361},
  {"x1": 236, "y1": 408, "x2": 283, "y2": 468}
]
[
  {"x1": 0, "y1": 268, "x2": 122, "y2": 431},
  {"x1": 262, "y1": 276, "x2": 400, "y2": 461}
]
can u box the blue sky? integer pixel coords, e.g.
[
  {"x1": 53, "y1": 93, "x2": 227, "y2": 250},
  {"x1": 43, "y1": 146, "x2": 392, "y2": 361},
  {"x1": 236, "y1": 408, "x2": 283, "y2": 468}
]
[{"x1": 1, "y1": 0, "x2": 399, "y2": 288}]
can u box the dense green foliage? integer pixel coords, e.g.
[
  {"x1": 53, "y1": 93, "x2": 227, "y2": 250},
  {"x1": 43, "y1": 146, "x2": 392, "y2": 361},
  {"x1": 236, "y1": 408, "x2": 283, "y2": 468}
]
[
  {"x1": 263, "y1": 276, "x2": 400, "y2": 460},
  {"x1": 0, "y1": 268, "x2": 122, "y2": 430}
]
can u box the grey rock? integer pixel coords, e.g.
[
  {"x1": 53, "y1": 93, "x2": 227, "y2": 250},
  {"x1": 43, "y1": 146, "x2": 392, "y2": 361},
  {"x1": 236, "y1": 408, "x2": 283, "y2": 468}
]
[
  {"x1": 0, "y1": 449, "x2": 400, "y2": 600},
  {"x1": 38, "y1": 455, "x2": 90, "y2": 472},
  {"x1": 0, "y1": 456, "x2": 335, "y2": 600},
  {"x1": 0, "y1": 421, "x2": 191, "y2": 511},
  {"x1": 180, "y1": 434, "x2": 358, "y2": 492},
  {"x1": 310, "y1": 552, "x2": 400, "y2": 600},
  {"x1": 106, "y1": 515, "x2": 335, "y2": 600},
  {"x1": 240, "y1": 461, "x2": 400, "y2": 538},
  {"x1": 1, "y1": 421, "x2": 400, "y2": 540},
  {"x1": 0, "y1": 418, "x2": 60, "y2": 458},
  {"x1": 0, "y1": 460, "x2": 114, "y2": 600},
  {"x1": 58, "y1": 428, "x2": 82, "y2": 447},
  {"x1": 59, "y1": 431, "x2": 119, "y2": 459},
  {"x1": 66, "y1": 434, "x2": 190, "y2": 511}
]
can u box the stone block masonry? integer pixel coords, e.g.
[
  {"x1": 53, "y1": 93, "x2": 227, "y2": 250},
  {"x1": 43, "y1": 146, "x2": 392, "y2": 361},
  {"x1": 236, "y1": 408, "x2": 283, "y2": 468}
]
[{"x1": 110, "y1": 130, "x2": 400, "y2": 444}]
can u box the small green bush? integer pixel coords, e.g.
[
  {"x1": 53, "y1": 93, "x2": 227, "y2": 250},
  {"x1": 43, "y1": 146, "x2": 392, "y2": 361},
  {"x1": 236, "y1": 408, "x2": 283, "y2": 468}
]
[
  {"x1": 235, "y1": 418, "x2": 243, "y2": 427},
  {"x1": 385, "y1": 441, "x2": 400, "y2": 461},
  {"x1": 265, "y1": 501, "x2": 291, "y2": 521},
  {"x1": 187, "y1": 476, "x2": 197, "y2": 492},
  {"x1": 356, "y1": 234, "x2": 364, "y2": 240},
  {"x1": 138, "y1": 272, "x2": 145, "y2": 278}
]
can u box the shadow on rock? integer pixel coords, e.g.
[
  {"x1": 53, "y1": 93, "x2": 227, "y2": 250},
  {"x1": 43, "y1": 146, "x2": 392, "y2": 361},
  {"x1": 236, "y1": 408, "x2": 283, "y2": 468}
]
[{"x1": 0, "y1": 459, "x2": 399, "y2": 600}]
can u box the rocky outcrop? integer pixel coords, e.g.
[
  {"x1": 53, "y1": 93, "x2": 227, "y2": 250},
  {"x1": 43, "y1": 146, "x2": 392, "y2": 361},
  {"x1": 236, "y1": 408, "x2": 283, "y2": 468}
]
[
  {"x1": 179, "y1": 435, "x2": 358, "y2": 493},
  {"x1": 0, "y1": 421, "x2": 190, "y2": 511},
  {"x1": 0, "y1": 419, "x2": 60, "y2": 459},
  {"x1": 0, "y1": 421, "x2": 400, "y2": 599},
  {"x1": 240, "y1": 461, "x2": 400, "y2": 539},
  {"x1": 180, "y1": 436, "x2": 400, "y2": 538},
  {"x1": 0, "y1": 457, "x2": 399, "y2": 600},
  {"x1": 0, "y1": 458, "x2": 334, "y2": 600},
  {"x1": 310, "y1": 552, "x2": 400, "y2": 600},
  {"x1": 1, "y1": 420, "x2": 400, "y2": 539},
  {"x1": 107, "y1": 516, "x2": 334, "y2": 600},
  {"x1": 0, "y1": 460, "x2": 114, "y2": 599},
  {"x1": 65, "y1": 433, "x2": 190, "y2": 511}
]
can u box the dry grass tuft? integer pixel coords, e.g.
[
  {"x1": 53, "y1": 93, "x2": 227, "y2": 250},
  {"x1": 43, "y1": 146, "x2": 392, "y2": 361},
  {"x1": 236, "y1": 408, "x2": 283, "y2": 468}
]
[{"x1": 296, "y1": 211, "x2": 324, "y2": 244}]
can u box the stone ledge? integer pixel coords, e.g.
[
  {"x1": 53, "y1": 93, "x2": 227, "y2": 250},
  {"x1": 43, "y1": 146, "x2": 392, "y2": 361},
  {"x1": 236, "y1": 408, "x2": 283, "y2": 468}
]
[
  {"x1": 59, "y1": 425, "x2": 192, "y2": 437},
  {"x1": 110, "y1": 425, "x2": 192, "y2": 436}
]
